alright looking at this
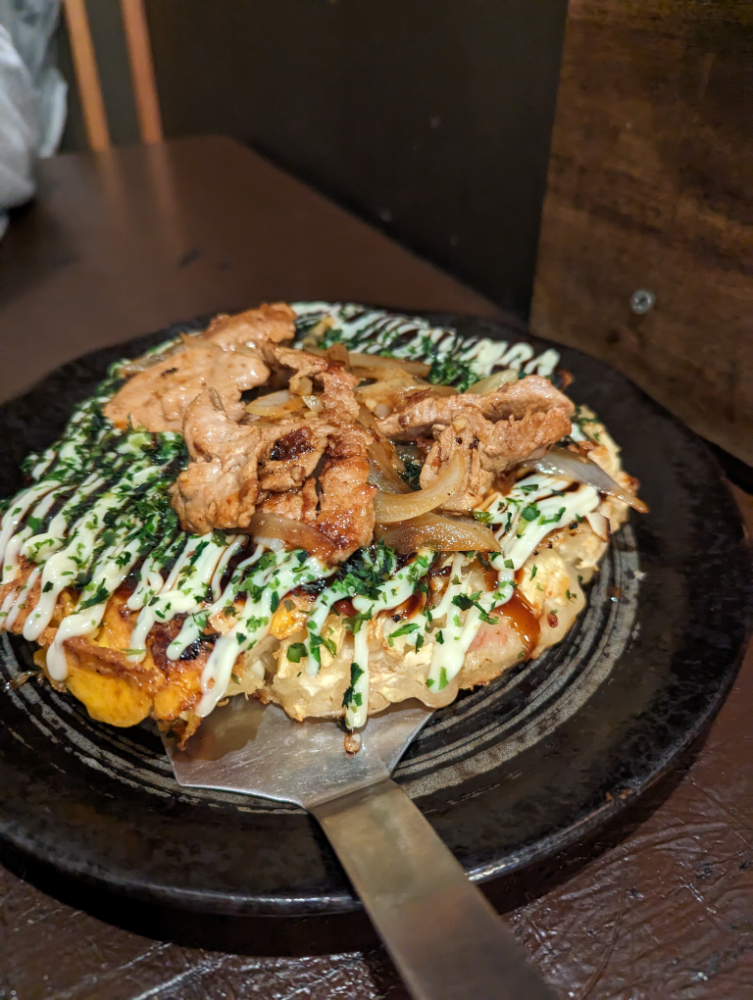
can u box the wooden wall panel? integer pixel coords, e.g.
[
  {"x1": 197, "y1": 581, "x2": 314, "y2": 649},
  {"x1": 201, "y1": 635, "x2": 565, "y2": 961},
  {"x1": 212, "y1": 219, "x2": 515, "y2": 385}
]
[{"x1": 531, "y1": 0, "x2": 753, "y2": 464}]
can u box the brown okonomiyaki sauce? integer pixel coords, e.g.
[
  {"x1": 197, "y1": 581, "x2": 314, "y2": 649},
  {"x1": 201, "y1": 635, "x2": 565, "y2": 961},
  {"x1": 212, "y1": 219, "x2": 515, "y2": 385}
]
[{"x1": 499, "y1": 591, "x2": 541, "y2": 657}]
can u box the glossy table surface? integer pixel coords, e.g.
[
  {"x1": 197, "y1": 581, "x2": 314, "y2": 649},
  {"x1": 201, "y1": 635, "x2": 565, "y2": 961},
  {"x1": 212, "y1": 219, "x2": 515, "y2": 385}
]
[{"x1": 0, "y1": 137, "x2": 751, "y2": 1000}]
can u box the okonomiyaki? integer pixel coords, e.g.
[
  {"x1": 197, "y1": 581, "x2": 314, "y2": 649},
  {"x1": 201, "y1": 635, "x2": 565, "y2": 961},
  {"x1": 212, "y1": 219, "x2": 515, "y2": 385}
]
[{"x1": 0, "y1": 302, "x2": 646, "y2": 745}]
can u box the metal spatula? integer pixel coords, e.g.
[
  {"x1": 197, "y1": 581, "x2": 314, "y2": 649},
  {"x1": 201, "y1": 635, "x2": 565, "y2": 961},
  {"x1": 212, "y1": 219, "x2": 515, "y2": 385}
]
[{"x1": 165, "y1": 696, "x2": 557, "y2": 1000}]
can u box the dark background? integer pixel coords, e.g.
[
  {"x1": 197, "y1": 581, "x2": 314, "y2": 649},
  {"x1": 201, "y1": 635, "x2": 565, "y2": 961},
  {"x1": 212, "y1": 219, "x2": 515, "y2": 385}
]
[{"x1": 57, "y1": 0, "x2": 568, "y2": 321}]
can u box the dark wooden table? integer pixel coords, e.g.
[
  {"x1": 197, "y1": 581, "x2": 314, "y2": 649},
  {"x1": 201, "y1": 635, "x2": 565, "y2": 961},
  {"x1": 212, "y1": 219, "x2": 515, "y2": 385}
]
[{"x1": 1, "y1": 136, "x2": 751, "y2": 1000}]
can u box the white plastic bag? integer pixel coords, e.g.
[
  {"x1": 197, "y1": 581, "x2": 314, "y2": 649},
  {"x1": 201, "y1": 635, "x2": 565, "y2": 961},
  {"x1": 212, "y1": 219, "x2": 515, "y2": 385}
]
[{"x1": 0, "y1": 0, "x2": 67, "y2": 237}]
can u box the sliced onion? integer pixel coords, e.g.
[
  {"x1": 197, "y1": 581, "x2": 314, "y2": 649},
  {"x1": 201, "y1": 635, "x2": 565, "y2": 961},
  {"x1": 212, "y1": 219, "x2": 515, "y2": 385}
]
[
  {"x1": 301, "y1": 394, "x2": 324, "y2": 414},
  {"x1": 368, "y1": 440, "x2": 410, "y2": 494},
  {"x1": 377, "y1": 512, "x2": 501, "y2": 554},
  {"x1": 347, "y1": 352, "x2": 431, "y2": 376},
  {"x1": 325, "y1": 342, "x2": 350, "y2": 365},
  {"x1": 526, "y1": 446, "x2": 648, "y2": 513},
  {"x1": 248, "y1": 513, "x2": 335, "y2": 561},
  {"x1": 368, "y1": 465, "x2": 400, "y2": 494},
  {"x1": 466, "y1": 369, "x2": 518, "y2": 394},
  {"x1": 246, "y1": 389, "x2": 304, "y2": 419},
  {"x1": 303, "y1": 345, "x2": 430, "y2": 377},
  {"x1": 395, "y1": 444, "x2": 422, "y2": 465},
  {"x1": 373, "y1": 452, "x2": 466, "y2": 523},
  {"x1": 119, "y1": 336, "x2": 196, "y2": 376},
  {"x1": 357, "y1": 404, "x2": 378, "y2": 431},
  {"x1": 185, "y1": 331, "x2": 222, "y2": 351},
  {"x1": 290, "y1": 375, "x2": 314, "y2": 396},
  {"x1": 254, "y1": 535, "x2": 285, "y2": 552},
  {"x1": 586, "y1": 511, "x2": 610, "y2": 542},
  {"x1": 356, "y1": 376, "x2": 420, "y2": 402},
  {"x1": 300, "y1": 316, "x2": 335, "y2": 350},
  {"x1": 374, "y1": 437, "x2": 406, "y2": 474}
]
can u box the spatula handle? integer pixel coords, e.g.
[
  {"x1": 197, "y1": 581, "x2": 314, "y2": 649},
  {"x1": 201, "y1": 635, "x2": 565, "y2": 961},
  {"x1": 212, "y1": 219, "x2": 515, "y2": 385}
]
[{"x1": 312, "y1": 777, "x2": 557, "y2": 1000}]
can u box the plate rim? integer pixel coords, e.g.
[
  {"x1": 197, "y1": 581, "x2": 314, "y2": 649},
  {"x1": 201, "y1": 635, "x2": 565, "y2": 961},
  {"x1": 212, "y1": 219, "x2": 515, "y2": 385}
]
[{"x1": 0, "y1": 304, "x2": 750, "y2": 916}]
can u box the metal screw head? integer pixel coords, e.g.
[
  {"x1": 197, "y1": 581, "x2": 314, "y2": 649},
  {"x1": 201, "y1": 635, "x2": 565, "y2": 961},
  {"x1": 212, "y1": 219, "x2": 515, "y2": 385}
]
[{"x1": 630, "y1": 289, "x2": 655, "y2": 315}]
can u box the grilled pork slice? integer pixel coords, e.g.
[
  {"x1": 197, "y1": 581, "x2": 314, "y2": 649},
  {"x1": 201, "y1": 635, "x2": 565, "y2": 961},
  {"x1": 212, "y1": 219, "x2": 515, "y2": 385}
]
[
  {"x1": 375, "y1": 375, "x2": 574, "y2": 511},
  {"x1": 171, "y1": 390, "x2": 375, "y2": 562},
  {"x1": 201, "y1": 302, "x2": 297, "y2": 351},
  {"x1": 270, "y1": 345, "x2": 360, "y2": 425},
  {"x1": 104, "y1": 341, "x2": 269, "y2": 434},
  {"x1": 171, "y1": 389, "x2": 329, "y2": 533},
  {"x1": 104, "y1": 303, "x2": 296, "y2": 434},
  {"x1": 310, "y1": 425, "x2": 376, "y2": 557}
]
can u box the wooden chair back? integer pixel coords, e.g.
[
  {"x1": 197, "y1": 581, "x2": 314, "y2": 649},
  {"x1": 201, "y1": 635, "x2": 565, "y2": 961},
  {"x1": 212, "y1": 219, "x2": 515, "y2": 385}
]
[{"x1": 62, "y1": 0, "x2": 163, "y2": 151}]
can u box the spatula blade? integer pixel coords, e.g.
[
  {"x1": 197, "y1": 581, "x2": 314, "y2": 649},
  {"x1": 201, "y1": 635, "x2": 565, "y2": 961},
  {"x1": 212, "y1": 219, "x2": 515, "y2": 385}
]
[{"x1": 165, "y1": 696, "x2": 432, "y2": 808}]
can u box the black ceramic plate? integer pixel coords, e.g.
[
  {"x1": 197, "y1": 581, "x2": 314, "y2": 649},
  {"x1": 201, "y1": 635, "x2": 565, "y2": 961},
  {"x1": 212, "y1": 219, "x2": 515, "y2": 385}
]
[{"x1": 0, "y1": 311, "x2": 750, "y2": 916}]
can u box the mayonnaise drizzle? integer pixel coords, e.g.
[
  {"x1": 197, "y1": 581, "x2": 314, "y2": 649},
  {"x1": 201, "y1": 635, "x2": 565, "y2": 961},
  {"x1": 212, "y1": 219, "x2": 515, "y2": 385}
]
[
  {"x1": 420, "y1": 475, "x2": 600, "y2": 690},
  {"x1": 0, "y1": 480, "x2": 58, "y2": 565},
  {"x1": 25, "y1": 463, "x2": 169, "y2": 646},
  {"x1": 210, "y1": 535, "x2": 244, "y2": 601},
  {"x1": 0, "y1": 378, "x2": 188, "y2": 678},
  {"x1": 342, "y1": 551, "x2": 434, "y2": 728},
  {"x1": 25, "y1": 473, "x2": 108, "y2": 566},
  {"x1": 426, "y1": 582, "x2": 495, "y2": 691},
  {"x1": 197, "y1": 548, "x2": 329, "y2": 717},
  {"x1": 167, "y1": 542, "x2": 266, "y2": 661},
  {"x1": 127, "y1": 534, "x2": 229, "y2": 662},
  {"x1": 292, "y1": 301, "x2": 560, "y2": 379},
  {"x1": 2, "y1": 528, "x2": 32, "y2": 586},
  {"x1": 126, "y1": 532, "x2": 183, "y2": 612},
  {"x1": 4, "y1": 567, "x2": 40, "y2": 630}
]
